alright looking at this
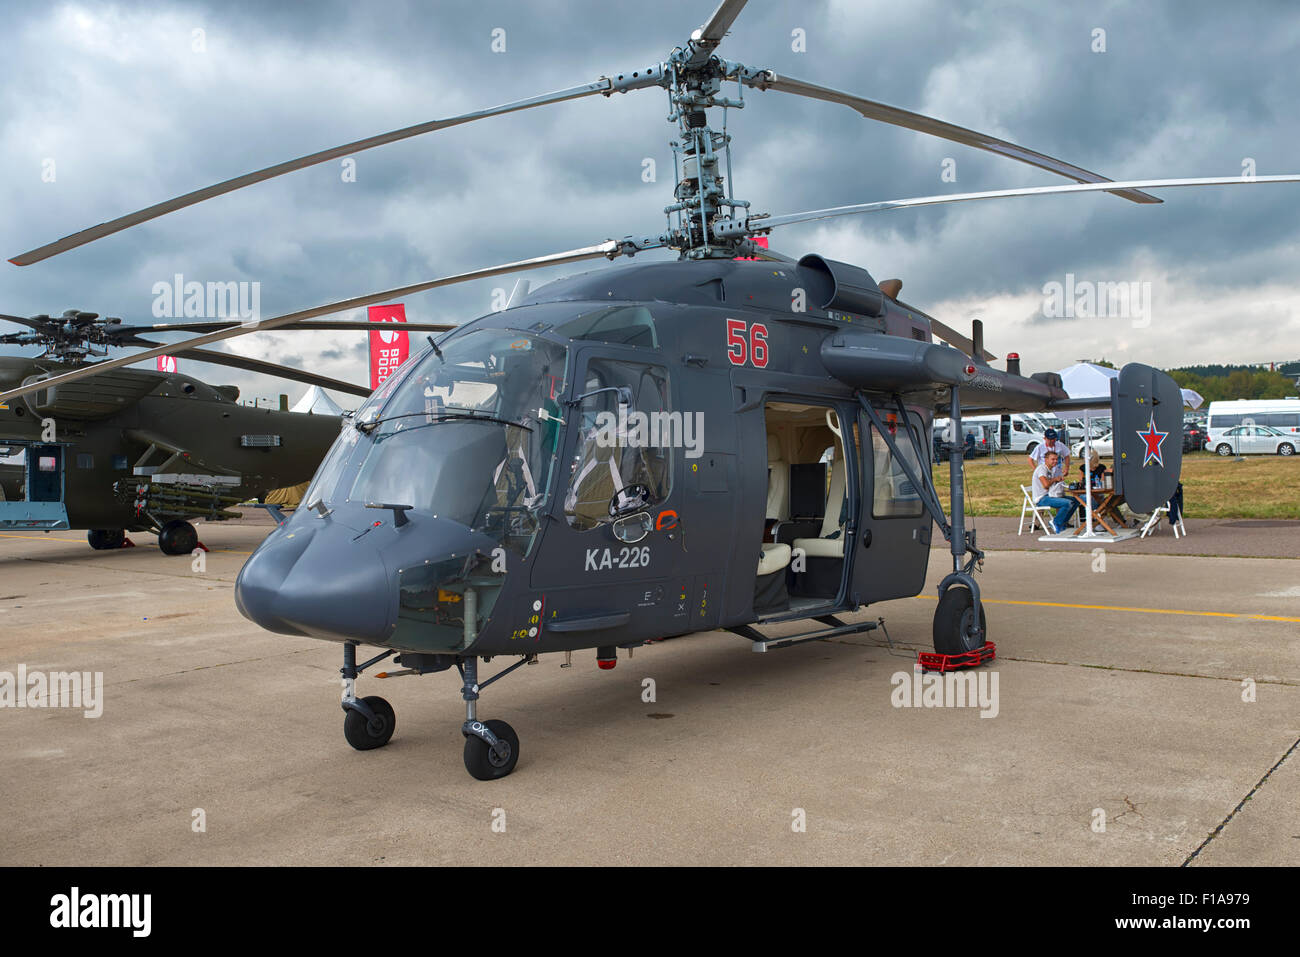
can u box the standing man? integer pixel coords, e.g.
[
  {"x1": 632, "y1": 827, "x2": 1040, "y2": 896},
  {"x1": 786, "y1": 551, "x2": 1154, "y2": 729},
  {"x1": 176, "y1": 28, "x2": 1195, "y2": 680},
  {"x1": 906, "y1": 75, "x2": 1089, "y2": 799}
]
[
  {"x1": 1028, "y1": 427, "x2": 1070, "y2": 478},
  {"x1": 1034, "y1": 450, "x2": 1078, "y2": 534}
]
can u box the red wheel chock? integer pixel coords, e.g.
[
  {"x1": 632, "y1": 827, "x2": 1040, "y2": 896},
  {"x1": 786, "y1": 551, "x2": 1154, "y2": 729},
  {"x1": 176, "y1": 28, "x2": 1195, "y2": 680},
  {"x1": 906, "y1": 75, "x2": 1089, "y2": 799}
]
[{"x1": 917, "y1": 641, "x2": 996, "y2": 673}]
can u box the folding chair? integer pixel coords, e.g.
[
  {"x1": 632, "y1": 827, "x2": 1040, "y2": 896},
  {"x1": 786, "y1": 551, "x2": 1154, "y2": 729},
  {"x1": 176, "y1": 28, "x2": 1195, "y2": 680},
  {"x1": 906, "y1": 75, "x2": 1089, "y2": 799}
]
[
  {"x1": 1138, "y1": 506, "x2": 1169, "y2": 539},
  {"x1": 1140, "y1": 483, "x2": 1187, "y2": 539},
  {"x1": 1019, "y1": 485, "x2": 1054, "y2": 535}
]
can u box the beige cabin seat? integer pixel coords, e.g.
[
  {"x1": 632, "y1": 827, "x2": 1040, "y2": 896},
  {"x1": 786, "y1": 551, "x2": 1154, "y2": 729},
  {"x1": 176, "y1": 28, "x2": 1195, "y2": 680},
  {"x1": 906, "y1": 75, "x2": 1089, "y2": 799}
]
[
  {"x1": 758, "y1": 542, "x2": 791, "y2": 575},
  {"x1": 792, "y1": 457, "x2": 846, "y2": 559},
  {"x1": 760, "y1": 433, "x2": 792, "y2": 575},
  {"x1": 765, "y1": 433, "x2": 788, "y2": 522}
]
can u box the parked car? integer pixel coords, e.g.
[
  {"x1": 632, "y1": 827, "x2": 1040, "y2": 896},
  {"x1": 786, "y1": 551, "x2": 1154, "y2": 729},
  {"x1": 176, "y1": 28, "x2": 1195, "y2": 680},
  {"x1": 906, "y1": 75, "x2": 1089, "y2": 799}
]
[
  {"x1": 1072, "y1": 433, "x2": 1113, "y2": 458},
  {"x1": 1183, "y1": 422, "x2": 1208, "y2": 452},
  {"x1": 1213, "y1": 425, "x2": 1297, "y2": 456}
]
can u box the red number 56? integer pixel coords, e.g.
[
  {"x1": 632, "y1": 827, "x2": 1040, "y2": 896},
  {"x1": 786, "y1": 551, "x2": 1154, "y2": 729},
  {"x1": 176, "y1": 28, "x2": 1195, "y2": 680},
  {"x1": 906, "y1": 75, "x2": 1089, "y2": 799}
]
[{"x1": 725, "y1": 319, "x2": 769, "y2": 368}]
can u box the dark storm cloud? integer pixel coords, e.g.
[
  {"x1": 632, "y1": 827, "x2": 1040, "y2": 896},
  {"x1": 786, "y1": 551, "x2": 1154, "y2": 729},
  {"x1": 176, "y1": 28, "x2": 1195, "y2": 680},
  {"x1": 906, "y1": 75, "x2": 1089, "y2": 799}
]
[{"x1": 2, "y1": 0, "x2": 1298, "y2": 399}]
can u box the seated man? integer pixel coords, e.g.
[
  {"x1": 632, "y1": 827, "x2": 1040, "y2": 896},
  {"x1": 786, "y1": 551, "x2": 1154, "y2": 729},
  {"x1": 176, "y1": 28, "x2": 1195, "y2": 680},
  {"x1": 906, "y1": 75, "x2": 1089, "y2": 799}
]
[{"x1": 1034, "y1": 450, "x2": 1078, "y2": 534}]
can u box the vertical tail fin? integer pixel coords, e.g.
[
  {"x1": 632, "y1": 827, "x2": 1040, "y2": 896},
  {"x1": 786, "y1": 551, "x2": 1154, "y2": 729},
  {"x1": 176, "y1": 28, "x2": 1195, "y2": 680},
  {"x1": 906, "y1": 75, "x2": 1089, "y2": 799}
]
[{"x1": 1110, "y1": 364, "x2": 1182, "y2": 512}]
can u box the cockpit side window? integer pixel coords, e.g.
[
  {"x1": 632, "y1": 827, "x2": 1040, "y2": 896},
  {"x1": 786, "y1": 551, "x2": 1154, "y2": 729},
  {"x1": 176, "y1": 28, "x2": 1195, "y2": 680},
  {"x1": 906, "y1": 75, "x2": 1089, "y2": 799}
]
[
  {"x1": 557, "y1": 305, "x2": 658, "y2": 349},
  {"x1": 564, "y1": 358, "x2": 672, "y2": 530}
]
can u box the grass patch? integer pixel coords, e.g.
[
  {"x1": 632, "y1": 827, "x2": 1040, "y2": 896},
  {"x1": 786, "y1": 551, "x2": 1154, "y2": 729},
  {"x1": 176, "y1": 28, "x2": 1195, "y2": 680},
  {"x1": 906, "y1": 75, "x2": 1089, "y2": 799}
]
[{"x1": 932, "y1": 451, "x2": 1300, "y2": 520}]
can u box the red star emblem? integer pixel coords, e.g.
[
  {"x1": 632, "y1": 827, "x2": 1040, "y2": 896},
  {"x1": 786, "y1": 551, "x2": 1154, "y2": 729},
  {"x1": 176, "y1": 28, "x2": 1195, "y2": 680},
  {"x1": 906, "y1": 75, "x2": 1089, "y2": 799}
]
[{"x1": 1136, "y1": 417, "x2": 1167, "y2": 468}]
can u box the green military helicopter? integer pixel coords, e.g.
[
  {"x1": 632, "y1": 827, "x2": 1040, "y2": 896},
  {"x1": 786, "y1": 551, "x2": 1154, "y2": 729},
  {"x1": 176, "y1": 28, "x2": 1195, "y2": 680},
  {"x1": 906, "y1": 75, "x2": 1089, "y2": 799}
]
[{"x1": 0, "y1": 310, "x2": 449, "y2": 553}]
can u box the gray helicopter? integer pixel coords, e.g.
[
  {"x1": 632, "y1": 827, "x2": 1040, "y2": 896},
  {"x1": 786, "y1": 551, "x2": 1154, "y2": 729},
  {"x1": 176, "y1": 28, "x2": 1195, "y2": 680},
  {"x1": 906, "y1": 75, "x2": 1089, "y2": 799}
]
[{"x1": 5, "y1": 0, "x2": 1295, "y2": 779}]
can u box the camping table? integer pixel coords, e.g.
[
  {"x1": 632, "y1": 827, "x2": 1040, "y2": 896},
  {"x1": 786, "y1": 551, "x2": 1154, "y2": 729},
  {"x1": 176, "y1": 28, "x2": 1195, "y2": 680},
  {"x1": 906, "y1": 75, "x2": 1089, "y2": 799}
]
[{"x1": 1064, "y1": 485, "x2": 1127, "y2": 535}]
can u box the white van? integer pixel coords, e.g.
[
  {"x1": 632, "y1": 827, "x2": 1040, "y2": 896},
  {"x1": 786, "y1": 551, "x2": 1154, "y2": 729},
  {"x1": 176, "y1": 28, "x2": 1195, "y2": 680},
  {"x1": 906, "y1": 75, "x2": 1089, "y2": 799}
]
[
  {"x1": 1001, "y1": 413, "x2": 1050, "y2": 454},
  {"x1": 935, "y1": 413, "x2": 1046, "y2": 455},
  {"x1": 1206, "y1": 399, "x2": 1300, "y2": 449}
]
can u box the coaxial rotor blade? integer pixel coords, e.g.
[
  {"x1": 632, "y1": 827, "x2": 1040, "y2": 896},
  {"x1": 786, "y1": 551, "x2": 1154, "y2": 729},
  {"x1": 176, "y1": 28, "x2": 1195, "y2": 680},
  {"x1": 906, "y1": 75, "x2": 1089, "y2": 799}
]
[
  {"x1": 747, "y1": 175, "x2": 1300, "y2": 233},
  {"x1": 0, "y1": 313, "x2": 53, "y2": 331},
  {"x1": 741, "y1": 72, "x2": 1163, "y2": 204},
  {"x1": 112, "y1": 320, "x2": 457, "y2": 335},
  {"x1": 9, "y1": 80, "x2": 643, "y2": 266},
  {"x1": 0, "y1": 239, "x2": 643, "y2": 404},
  {"x1": 696, "y1": 0, "x2": 749, "y2": 44},
  {"x1": 171, "y1": 347, "x2": 371, "y2": 398}
]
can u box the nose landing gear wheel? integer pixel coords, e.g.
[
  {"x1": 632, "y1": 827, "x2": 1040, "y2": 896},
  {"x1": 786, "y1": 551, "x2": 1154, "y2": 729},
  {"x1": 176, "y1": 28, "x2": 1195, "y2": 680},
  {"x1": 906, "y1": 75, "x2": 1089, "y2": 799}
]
[
  {"x1": 344, "y1": 696, "x2": 396, "y2": 750},
  {"x1": 463, "y1": 719, "x2": 519, "y2": 780},
  {"x1": 933, "y1": 586, "x2": 987, "y2": 656}
]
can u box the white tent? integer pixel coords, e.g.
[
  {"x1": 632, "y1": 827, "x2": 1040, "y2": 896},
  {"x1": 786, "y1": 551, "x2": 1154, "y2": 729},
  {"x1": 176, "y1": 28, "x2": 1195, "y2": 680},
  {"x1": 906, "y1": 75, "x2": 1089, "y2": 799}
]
[
  {"x1": 1181, "y1": 388, "x2": 1204, "y2": 410},
  {"x1": 291, "y1": 385, "x2": 347, "y2": 416},
  {"x1": 1058, "y1": 362, "x2": 1118, "y2": 404}
]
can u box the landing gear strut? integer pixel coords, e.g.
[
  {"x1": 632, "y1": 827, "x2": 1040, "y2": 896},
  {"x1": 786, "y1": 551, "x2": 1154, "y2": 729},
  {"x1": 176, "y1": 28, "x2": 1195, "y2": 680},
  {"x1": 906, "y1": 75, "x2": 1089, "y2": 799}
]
[
  {"x1": 337, "y1": 641, "x2": 531, "y2": 780},
  {"x1": 458, "y1": 656, "x2": 522, "y2": 781},
  {"x1": 934, "y1": 388, "x2": 987, "y2": 653}
]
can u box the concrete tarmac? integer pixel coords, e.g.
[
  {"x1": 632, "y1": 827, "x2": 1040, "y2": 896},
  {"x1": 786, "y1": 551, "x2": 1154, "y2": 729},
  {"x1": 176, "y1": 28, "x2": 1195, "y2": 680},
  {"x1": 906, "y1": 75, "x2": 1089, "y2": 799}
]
[{"x1": 0, "y1": 523, "x2": 1296, "y2": 866}]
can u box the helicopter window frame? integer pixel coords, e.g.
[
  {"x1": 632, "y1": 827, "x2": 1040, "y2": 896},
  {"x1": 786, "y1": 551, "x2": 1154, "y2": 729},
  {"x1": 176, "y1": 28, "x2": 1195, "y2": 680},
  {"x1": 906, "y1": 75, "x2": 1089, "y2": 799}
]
[
  {"x1": 866, "y1": 410, "x2": 927, "y2": 520},
  {"x1": 563, "y1": 355, "x2": 674, "y2": 532}
]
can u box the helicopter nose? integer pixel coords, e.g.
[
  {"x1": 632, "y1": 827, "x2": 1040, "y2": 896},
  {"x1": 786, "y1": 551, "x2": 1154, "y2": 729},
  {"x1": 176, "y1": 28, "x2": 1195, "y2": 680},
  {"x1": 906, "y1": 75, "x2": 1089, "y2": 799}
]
[
  {"x1": 236, "y1": 511, "x2": 503, "y2": 645},
  {"x1": 235, "y1": 521, "x2": 395, "y2": 644}
]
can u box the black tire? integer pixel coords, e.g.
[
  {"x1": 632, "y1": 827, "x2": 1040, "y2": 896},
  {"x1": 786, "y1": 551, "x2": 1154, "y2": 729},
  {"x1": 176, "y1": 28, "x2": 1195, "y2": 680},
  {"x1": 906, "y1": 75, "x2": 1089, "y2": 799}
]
[
  {"x1": 1215, "y1": 444, "x2": 1233, "y2": 457},
  {"x1": 158, "y1": 520, "x2": 198, "y2": 555},
  {"x1": 1025, "y1": 442, "x2": 1038, "y2": 457},
  {"x1": 463, "y1": 719, "x2": 520, "y2": 780},
  {"x1": 87, "y1": 529, "x2": 125, "y2": 550},
  {"x1": 343, "y1": 696, "x2": 395, "y2": 751},
  {"x1": 1279, "y1": 444, "x2": 1294, "y2": 456},
  {"x1": 933, "y1": 586, "x2": 987, "y2": 656}
]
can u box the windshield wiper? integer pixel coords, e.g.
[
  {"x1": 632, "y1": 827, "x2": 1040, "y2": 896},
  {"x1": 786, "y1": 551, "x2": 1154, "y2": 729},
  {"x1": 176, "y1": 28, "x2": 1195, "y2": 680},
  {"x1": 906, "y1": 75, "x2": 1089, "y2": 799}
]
[{"x1": 356, "y1": 410, "x2": 533, "y2": 435}]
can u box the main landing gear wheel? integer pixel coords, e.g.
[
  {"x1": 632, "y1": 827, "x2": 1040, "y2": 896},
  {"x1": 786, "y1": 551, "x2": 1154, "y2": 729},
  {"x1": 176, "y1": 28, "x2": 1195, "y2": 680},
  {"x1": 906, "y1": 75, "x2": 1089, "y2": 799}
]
[
  {"x1": 87, "y1": 529, "x2": 125, "y2": 550},
  {"x1": 933, "y1": 586, "x2": 987, "y2": 656},
  {"x1": 157, "y1": 519, "x2": 198, "y2": 555},
  {"x1": 463, "y1": 719, "x2": 519, "y2": 781},
  {"x1": 343, "y1": 696, "x2": 395, "y2": 750}
]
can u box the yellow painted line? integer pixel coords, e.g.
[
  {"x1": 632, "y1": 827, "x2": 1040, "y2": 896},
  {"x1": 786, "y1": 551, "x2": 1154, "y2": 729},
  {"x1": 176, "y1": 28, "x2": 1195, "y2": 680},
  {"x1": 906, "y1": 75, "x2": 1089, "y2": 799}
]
[{"x1": 918, "y1": 594, "x2": 1300, "y2": 624}]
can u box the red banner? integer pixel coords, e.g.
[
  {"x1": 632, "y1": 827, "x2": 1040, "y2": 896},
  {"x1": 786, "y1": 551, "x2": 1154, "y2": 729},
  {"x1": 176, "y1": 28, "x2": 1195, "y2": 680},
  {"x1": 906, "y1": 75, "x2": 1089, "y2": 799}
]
[{"x1": 368, "y1": 304, "x2": 409, "y2": 390}]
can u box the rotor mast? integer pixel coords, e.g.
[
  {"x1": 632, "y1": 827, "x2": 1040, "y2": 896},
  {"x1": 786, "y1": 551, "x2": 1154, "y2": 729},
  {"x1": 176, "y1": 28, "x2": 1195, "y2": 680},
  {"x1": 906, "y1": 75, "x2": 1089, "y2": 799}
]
[{"x1": 662, "y1": 42, "x2": 752, "y2": 259}]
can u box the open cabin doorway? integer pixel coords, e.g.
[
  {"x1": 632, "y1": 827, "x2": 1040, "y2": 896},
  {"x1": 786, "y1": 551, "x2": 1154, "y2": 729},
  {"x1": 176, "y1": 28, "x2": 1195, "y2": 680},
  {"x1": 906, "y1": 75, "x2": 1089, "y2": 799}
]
[{"x1": 758, "y1": 398, "x2": 857, "y2": 620}]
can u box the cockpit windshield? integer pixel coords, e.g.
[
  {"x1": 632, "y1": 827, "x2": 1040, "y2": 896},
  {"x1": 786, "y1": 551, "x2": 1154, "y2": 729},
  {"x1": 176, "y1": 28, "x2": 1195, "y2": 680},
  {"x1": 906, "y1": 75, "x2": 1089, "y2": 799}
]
[{"x1": 314, "y1": 329, "x2": 568, "y2": 554}]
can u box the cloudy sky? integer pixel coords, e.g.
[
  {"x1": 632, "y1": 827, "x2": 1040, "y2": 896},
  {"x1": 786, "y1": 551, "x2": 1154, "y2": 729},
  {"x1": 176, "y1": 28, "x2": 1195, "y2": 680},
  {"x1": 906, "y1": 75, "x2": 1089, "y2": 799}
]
[{"x1": 2, "y1": 0, "x2": 1298, "y2": 407}]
